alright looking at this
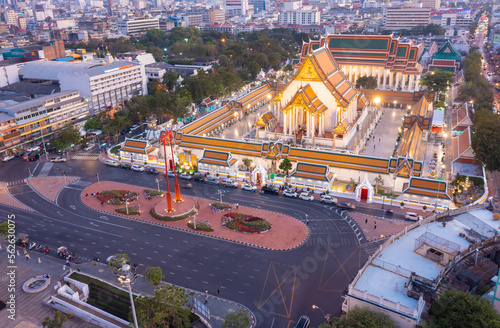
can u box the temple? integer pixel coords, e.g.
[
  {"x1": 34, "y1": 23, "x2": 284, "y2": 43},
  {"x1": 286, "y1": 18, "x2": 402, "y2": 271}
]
[
  {"x1": 300, "y1": 34, "x2": 424, "y2": 91},
  {"x1": 270, "y1": 46, "x2": 367, "y2": 147}
]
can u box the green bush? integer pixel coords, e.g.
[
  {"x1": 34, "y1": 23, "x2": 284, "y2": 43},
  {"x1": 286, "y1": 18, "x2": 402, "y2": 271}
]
[
  {"x1": 149, "y1": 208, "x2": 196, "y2": 221},
  {"x1": 187, "y1": 221, "x2": 214, "y2": 231},
  {"x1": 110, "y1": 146, "x2": 121, "y2": 154},
  {"x1": 116, "y1": 207, "x2": 140, "y2": 215}
]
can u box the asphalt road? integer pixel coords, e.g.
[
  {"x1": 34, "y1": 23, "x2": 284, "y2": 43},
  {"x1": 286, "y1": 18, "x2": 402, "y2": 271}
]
[{"x1": 0, "y1": 151, "x2": 387, "y2": 327}]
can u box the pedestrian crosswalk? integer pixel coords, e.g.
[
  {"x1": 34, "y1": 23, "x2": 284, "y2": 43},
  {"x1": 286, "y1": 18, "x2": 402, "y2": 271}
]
[
  {"x1": 361, "y1": 238, "x2": 388, "y2": 256},
  {"x1": 5, "y1": 179, "x2": 27, "y2": 186},
  {"x1": 71, "y1": 180, "x2": 92, "y2": 187},
  {"x1": 71, "y1": 155, "x2": 100, "y2": 160}
]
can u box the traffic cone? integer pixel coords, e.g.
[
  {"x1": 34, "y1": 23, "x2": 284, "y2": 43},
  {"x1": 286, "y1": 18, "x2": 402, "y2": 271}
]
[{"x1": 38, "y1": 257, "x2": 41, "y2": 263}]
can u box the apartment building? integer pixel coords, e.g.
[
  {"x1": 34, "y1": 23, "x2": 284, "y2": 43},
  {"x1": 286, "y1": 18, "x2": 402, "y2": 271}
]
[
  {"x1": 203, "y1": 8, "x2": 225, "y2": 23},
  {"x1": 412, "y1": 0, "x2": 440, "y2": 9},
  {"x1": 181, "y1": 13, "x2": 203, "y2": 27},
  {"x1": 383, "y1": 7, "x2": 431, "y2": 30},
  {"x1": 116, "y1": 18, "x2": 159, "y2": 37},
  {"x1": 225, "y1": 0, "x2": 248, "y2": 16},
  {"x1": 278, "y1": 7, "x2": 320, "y2": 25},
  {"x1": 0, "y1": 90, "x2": 88, "y2": 151}
]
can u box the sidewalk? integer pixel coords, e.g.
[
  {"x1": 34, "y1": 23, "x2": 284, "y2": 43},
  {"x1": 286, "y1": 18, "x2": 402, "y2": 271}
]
[{"x1": 0, "y1": 247, "x2": 254, "y2": 328}]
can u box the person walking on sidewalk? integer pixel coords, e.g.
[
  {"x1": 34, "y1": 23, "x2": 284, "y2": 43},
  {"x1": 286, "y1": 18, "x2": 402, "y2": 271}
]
[
  {"x1": 205, "y1": 290, "x2": 208, "y2": 304},
  {"x1": 217, "y1": 288, "x2": 220, "y2": 296}
]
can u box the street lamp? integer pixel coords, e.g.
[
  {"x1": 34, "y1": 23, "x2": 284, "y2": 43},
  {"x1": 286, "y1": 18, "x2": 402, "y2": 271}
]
[
  {"x1": 312, "y1": 305, "x2": 330, "y2": 322},
  {"x1": 96, "y1": 173, "x2": 100, "y2": 183},
  {"x1": 155, "y1": 178, "x2": 160, "y2": 191},
  {"x1": 374, "y1": 97, "x2": 381, "y2": 111},
  {"x1": 116, "y1": 264, "x2": 139, "y2": 328},
  {"x1": 218, "y1": 189, "x2": 225, "y2": 203}
]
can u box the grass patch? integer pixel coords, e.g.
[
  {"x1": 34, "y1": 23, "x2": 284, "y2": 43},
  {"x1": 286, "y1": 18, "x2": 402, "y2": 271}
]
[
  {"x1": 187, "y1": 220, "x2": 214, "y2": 231},
  {"x1": 149, "y1": 206, "x2": 196, "y2": 222},
  {"x1": 116, "y1": 207, "x2": 140, "y2": 215},
  {"x1": 68, "y1": 272, "x2": 136, "y2": 321}
]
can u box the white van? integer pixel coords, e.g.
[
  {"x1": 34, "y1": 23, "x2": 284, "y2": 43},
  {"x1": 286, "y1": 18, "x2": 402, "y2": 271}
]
[
  {"x1": 405, "y1": 212, "x2": 422, "y2": 221},
  {"x1": 105, "y1": 160, "x2": 119, "y2": 167}
]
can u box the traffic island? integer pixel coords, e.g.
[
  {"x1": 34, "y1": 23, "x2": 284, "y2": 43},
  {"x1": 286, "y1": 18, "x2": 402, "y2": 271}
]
[
  {"x1": 28, "y1": 176, "x2": 78, "y2": 202},
  {"x1": 81, "y1": 181, "x2": 308, "y2": 251}
]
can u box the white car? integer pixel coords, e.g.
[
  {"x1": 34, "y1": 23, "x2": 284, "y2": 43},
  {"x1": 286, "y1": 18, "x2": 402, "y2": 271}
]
[
  {"x1": 221, "y1": 179, "x2": 238, "y2": 188},
  {"x1": 2, "y1": 155, "x2": 14, "y2": 162},
  {"x1": 27, "y1": 146, "x2": 40, "y2": 152},
  {"x1": 130, "y1": 124, "x2": 140, "y2": 131},
  {"x1": 105, "y1": 160, "x2": 119, "y2": 167},
  {"x1": 50, "y1": 156, "x2": 67, "y2": 163},
  {"x1": 241, "y1": 184, "x2": 257, "y2": 192},
  {"x1": 131, "y1": 164, "x2": 144, "y2": 172},
  {"x1": 405, "y1": 212, "x2": 422, "y2": 221},
  {"x1": 299, "y1": 192, "x2": 314, "y2": 201},
  {"x1": 283, "y1": 190, "x2": 298, "y2": 198},
  {"x1": 180, "y1": 173, "x2": 192, "y2": 180},
  {"x1": 84, "y1": 143, "x2": 95, "y2": 151},
  {"x1": 320, "y1": 195, "x2": 337, "y2": 204}
]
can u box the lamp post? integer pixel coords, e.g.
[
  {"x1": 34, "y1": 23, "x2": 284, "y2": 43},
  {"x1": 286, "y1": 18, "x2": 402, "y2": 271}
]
[
  {"x1": 125, "y1": 200, "x2": 129, "y2": 215},
  {"x1": 155, "y1": 178, "x2": 160, "y2": 192},
  {"x1": 312, "y1": 305, "x2": 330, "y2": 322},
  {"x1": 96, "y1": 173, "x2": 100, "y2": 183},
  {"x1": 374, "y1": 97, "x2": 381, "y2": 112},
  {"x1": 390, "y1": 173, "x2": 396, "y2": 208},
  {"x1": 116, "y1": 264, "x2": 138, "y2": 328}
]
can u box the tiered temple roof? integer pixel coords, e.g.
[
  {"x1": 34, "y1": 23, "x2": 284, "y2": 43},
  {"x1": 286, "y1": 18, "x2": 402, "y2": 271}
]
[{"x1": 301, "y1": 34, "x2": 423, "y2": 75}]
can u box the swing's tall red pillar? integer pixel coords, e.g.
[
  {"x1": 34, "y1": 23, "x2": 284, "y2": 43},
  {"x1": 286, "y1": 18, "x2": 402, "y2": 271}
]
[{"x1": 161, "y1": 133, "x2": 174, "y2": 212}]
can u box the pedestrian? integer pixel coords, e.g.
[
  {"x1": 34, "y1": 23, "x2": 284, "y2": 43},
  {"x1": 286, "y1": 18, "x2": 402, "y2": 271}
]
[
  {"x1": 306, "y1": 218, "x2": 309, "y2": 225},
  {"x1": 77, "y1": 267, "x2": 81, "y2": 272},
  {"x1": 236, "y1": 203, "x2": 239, "y2": 209},
  {"x1": 66, "y1": 259, "x2": 70, "y2": 267},
  {"x1": 217, "y1": 288, "x2": 220, "y2": 296},
  {"x1": 137, "y1": 195, "x2": 140, "y2": 201},
  {"x1": 379, "y1": 138, "x2": 381, "y2": 143},
  {"x1": 374, "y1": 144, "x2": 376, "y2": 149},
  {"x1": 85, "y1": 193, "x2": 89, "y2": 198},
  {"x1": 101, "y1": 201, "x2": 104, "y2": 206},
  {"x1": 365, "y1": 218, "x2": 368, "y2": 224},
  {"x1": 205, "y1": 289, "x2": 208, "y2": 304},
  {"x1": 25, "y1": 253, "x2": 30, "y2": 260}
]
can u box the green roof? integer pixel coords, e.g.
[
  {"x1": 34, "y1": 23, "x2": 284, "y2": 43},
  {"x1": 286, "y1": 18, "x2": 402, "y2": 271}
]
[
  {"x1": 432, "y1": 40, "x2": 461, "y2": 62},
  {"x1": 328, "y1": 37, "x2": 389, "y2": 51}
]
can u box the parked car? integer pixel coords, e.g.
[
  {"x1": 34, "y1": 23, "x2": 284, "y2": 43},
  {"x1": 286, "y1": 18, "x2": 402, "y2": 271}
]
[
  {"x1": 2, "y1": 155, "x2": 14, "y2": 162},
  {"x1": 50, "y1": 156, "x2": 67, "y2": 163},
  {"x1": 241, "y1": 184, "x2": 257, "y2": 192},
  {"x1": 283, "y1": 189, "x2": 298, "y2": 198},
  {"x1": 105, "y1": 160, "x2": 119, "y2": 167},
  {"x1": 120, "y1": 164, "x2": 131, "y2": 170},
  {"x1": 320, "y1": 195, "x2": 337, "y2": 204},
  {"x1": 166, "y1": 171, "x2": 175, "y2": 177},
  {"x1": 405, "y1": 212, "x2": 422, "y2": 221},
  {"x1": 146, "y1": 168, "x2": 159, "y2": 175},
  {"x1": 336, "y1": 202, "x2": 356, "y2": 210},
  {"x1": 130, "y1": 124, "x2": 140, "y2": 131},
  {"x1": 261, "y1": 185, "x2": 279, "y2": 195},
  {"x1": 193, "y1": 174, "x2": 205, "y2": 182},
  {"x1": 299, "y1": 192, "x2": 314, "y2": 201},
  {"x1": 14, "y1": 151, "x2": 25, "y2": 157},
  {"x1": 180, "y1": 173, "x2": 192, "y2": 180},
  {"x1": 205, "y1": 177, "x2": 219, "y2": 185},
  {"x1": 27, "y1": 152, "x2": 40, "y2": 161},
  {"x1": 221, "y1": 179, "x2": 238, "y2": 188},
  {"x1": 131, "y1": 164, "x2": 144, "y2": 172},
  {"x1": 293, "y1": 315, "x2": 310, "y2": 328},
  {"x1": 83, "y1": 143, "x2": 95, "y2": 151}
]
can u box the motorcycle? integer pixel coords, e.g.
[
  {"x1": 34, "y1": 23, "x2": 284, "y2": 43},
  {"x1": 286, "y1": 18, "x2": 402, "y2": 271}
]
[
  {"x1": 36, "y1": 244, "x2": 44, "y2": 252},
  {"x1": 44, "y1": 247, "x2": 49, "y2": 255},
  {"x1": 29, "y1": 242, "x2": 36, "y2": 250}
]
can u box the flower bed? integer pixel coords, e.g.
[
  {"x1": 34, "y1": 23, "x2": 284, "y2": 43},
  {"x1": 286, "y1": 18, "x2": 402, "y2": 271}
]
[
  {"x1": 97, "y1": 190, "x2": 137, "y2": 205},
  {"x1": 116, "y1": 206, "x2": 140, "y2": 215},
  {"x1": 209, "y1": 202, "x2": 232, "y2": 214},
  {"x1": 144, "y1": 189, "x2": 163, "y2": 200},
  {"x1": 149, "y1": 202, "x2": 198, "y2": 222},
  {"x1": 221, "y1": 212, "x2": 272, "y2": 233},
  {"x1": 187, "y1": 219, "x2": 214, "y2": 232}
]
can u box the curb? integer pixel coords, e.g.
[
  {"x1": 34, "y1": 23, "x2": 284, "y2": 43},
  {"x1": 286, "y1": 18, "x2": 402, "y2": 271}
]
[
  {"x1": 2, "y1": 181, "x2": 35, "y2": 212},
  {"x1": 78, "y1": 182, "x2": 310, "y2": 252},
  {"x1": 26, "y1": 176, "x2": 79, "y2": 205}
]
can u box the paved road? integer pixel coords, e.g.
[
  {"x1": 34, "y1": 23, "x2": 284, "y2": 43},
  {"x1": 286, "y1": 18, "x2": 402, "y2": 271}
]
[{"x1": 1, "y1": 155, "x2": 373, "y2": 327}]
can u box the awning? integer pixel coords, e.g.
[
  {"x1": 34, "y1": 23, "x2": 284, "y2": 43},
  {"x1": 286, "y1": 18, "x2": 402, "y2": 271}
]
[{"x1": 431, "y1": 110, "x2": 444, "y2": 127}]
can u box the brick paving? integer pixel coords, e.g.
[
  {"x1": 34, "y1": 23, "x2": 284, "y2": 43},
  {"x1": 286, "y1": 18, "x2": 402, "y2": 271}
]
[
  {"x1": 349, "y1": 212, "x2": 412, "y2": 241},
  {"x1": 0, "y1": 183, "x2": 31, "y2": 211},
  {"x1": 81, "y1": 181, "x2": 309, "y2": 250},
  {"x1": 27, "y1": 177, "x2": 78, "y2": 202}
]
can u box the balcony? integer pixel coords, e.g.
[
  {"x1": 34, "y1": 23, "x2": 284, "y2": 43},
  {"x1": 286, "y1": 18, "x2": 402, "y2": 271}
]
[{"x1": 3, "y1": 130, "x2": 21, "y2": 140}]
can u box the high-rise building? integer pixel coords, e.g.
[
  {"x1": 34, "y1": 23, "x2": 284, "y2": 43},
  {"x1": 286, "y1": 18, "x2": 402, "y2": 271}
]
[
  {"x1": 208, "y1": 8, "x2": 225, "y2": 23},
  {"x1": 225, "y1": 0, "x2": 248, "y2": 16},
  {"x1": 383, "y1": 7, "x2": 431, "y2": 30},
  {"x1": 116, "y1": 18, "x2": 160, "y2": 37},
  {"x1": 278, "y1": 2, "x2": 320, "y2": 25},
  {"x1": 412, "y1": 0, "x2": 440, "y2": 9},
  {"x1": 249, "y1": 0, "x2": 270, "y2": 13},
  {"x1": 4, "y1": 10, "x2": 17, "y2": 27}
]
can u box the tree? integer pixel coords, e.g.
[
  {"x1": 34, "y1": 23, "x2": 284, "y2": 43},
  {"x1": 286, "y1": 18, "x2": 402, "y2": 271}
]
[
  {"x1": 323, "y1": 306, "x2": 398, "y2": 328},
  {"x1": 222, "y1": 309, "x2": 252, "y2": 328},
  {"x1": 163, "y1": 71, "x2": 178, "y2": 91},
  {"x1": 102, "y1": 114, "x2": 129, "y2": 145},
  {"x1": 0, "y1": 221, "x2": 9, "y2": 237},
  {"x1": 420, "y1": 70, "x2": 455, "y2": 96},
  {"x1": 242, "y1": 158, "x2": 252, "y2": 170},
  {"x1": 279, "y1": 158, "x2": 293, "y2": 176},
  {"x1": 60, "y1": 123, "x2": 81, "y2": 149},
  {"x1": 374, "y1": 175, "x2": 384, "y2": 193},
  {"x1": 425, "y1": 289, "x2": 500, "y2": 328},
  {"x1": 356, "y1": 76, "x2": 377, "y2": 90},
  {"x1": 107, "y1": 253, "x2": 130, "y2": 272},
  {"x1": 51, "y1": 138, "x2": 67, "y2": 153},
  {"x1": 84, "y1": 116, "x2": 102, "y2": 132},
  {"x1": 471, "y1": 109, "x2": 500, "y2": 171},
  {"x1": 134, "y1": 284, "x2": 191, "y2": 328},
  {"x1": 42, "y1": 311, "x2": 67, "y2": 328},
  {"x1": 143, "y1": 266, "x2": 165, "y2": 286},
  {"x1": 423, "y1": 23, "x2": 446, "y2": 36}
]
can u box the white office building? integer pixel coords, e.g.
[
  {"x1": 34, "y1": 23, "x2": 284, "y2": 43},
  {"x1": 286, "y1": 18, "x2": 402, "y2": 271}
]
[
  {"x1": 278, "y1": 2, "x2": 320, "y2": 25},
  {"x1": 19, "y1": 60, "x2": 148, "y2": 114},
  {"x1": 225, "y1": 0, "x2": 248, "y2": 16},
  {"x1": 116, "y1": 18, "x2": 160, "y2": 37}
]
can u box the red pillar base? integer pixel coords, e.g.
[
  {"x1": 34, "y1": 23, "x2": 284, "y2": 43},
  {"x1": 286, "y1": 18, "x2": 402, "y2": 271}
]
[
  {"x1": 165, "y1": 192, "x2": 174, "y2": 212},
  {"x1": 174, "y1": 184, "x2": 182, "y2": 202}
]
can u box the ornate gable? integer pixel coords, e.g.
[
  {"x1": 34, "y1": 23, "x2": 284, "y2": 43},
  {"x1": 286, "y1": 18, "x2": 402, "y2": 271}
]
[{"x1": 295, "y1": 57, "x2": 322, "y2": 82}]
